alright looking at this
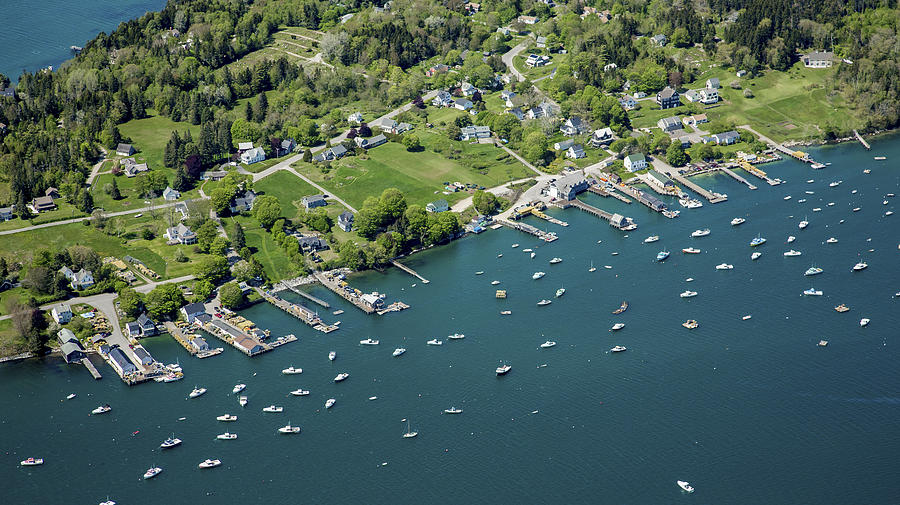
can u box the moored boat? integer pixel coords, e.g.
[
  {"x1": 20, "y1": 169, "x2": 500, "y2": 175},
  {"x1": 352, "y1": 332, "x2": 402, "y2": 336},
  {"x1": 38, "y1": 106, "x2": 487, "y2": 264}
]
[
  {"x1": 216, "y1": 414, "x2": 237, "y2": 422},
  {"x1": 448, "y1": 333, "x2": 465, "y2": 340},
  {"x1": 555, "y1": 288, "x2": 565, "y2": 298},
  {"x1": 682, "y1": 247, "x2": 700, "y2": 254},
  {"x1": 198, "y1": 459, "x2": 221, "y2": 469},
  {"x1": 783, "y1": 250, "x2": 802, "y2": 257},
  {"x1": 610, "y1": 345, "x2": 627, "y2": 353},
  {"x1": 540, "y1": 340, "x2": 557, "y2": 348},
  {"x1": 262, "y1": 405, "x2": 283, "y2": 413},
  {"x1": 325, "y1": 398, "x2": 336, "y2": 409},
  {"x1": 715, "y1": 263, "x2": 733, "y2": 270},
  {"x1": 334, "y1": 373, "x2": 350, "y2": 382},
  {"x1": 239, "y1": 396, "x2": 247, "y2": 407},
  {"x1": 612, "y1": 301, "x2": 629, "y2": 314},
  {"x1": 278, "y1": 424, "x2": 301, "y2": 434},
  {"x1": 644, "y1": 235, "x2": 659, "y2": 243},
  {"x1": 232, "y1": 384, "x2": 246, "y2": 394},
  {"x1": 532, "y1": 271, "x2": 546, "y2": 280},
  {"x1": 216, "y1": 432, "x2": 237, "y2": 440},
  {"x1": 496, "y1": 364, "x2": 512, "y2": 375},
  {"x1": 143, "y1": 467, "x2": 162, "y2": 480},
  {"x1": 677, "y1": 480, "x2": 694, "y2": 493},
  {"x1": 160, "y1": 436, "x2": 182, "y2": 449},
  {"x1": 188, "y1": 387, "x2": 206, "y2": 398},
  {"x1": 751, "y1": 252, "x2": 762, "y2": 260},
  {"x1": 290, "y1": 389, "x2": 310, "y2": 396},
  {"x1": 680, "y1": 290, "x2": 698, "y2": 298},
  {"x1": 853, "y1": 262, "x2": 868, "y2": 271},
  {"x1": 860, "y1": 318, "x2": 870, "y2": 327},
  {"x1": 826, "y1": 237, "x2": 838, "y2": 244},
  {"x1": 91, "y1": 404, "x2": 111, "y2": 415},
  {"x1": 537, "y1": 299, "x2": 552, "y2": 306},
  {"x1": 359, "y1": 338, "x2": 379, "y2": 345},
  {"x1": 656, "y1": 250, "x2": 670, "y2": 261},
  {"x1": 803, "y1": 288, "x2": 823, "y2": 296},
  {"x1": 611, "y1": 323, "x2": 625, "y2": 331},
  {"x1": 834, "y1": 304, "x2": 850, "y2": 313},
  {"x1": 691, "y1": 228, "x2": 711, "y2": 237},
  {"x1": 20, "y1": 457, "x2": 43, "y2": 466},
  {"x1": 426, "y1": 338, "x2": 443, "y2": 345},
  {"x1": 549, "y1": 257, "x2": 563, "y2": 264},
  {"x1": 731, "y1": 217, "x2": 745, "y2": 226},
  {"x1": 328, "y1": 351, "x2": 336, "y2": 361},
  {"x1": 805, "y1": 266, "x2": 823, "y2": 276},
  {"x1": 444, "y1": 407, "x2": 463, "y2": 414},
  {"x1": 750, "y1": 235, "x2": 767, "y2": 247},
  {"x1": 682, "y1": 320, "x2": 698, "y2": 329},
  {"x1": 281, "y1": 366, "x2": 303, "y2": 374},
  {"x1": 392, "y1": 348, "x2": 406, "y2": 357}
]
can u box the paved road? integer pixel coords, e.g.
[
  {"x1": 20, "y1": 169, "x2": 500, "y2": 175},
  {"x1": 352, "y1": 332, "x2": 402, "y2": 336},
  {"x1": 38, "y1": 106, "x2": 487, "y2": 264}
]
[
  {"x1": 86, "y1": 147, "x2": 108, "y2": 186},
  {"x1": 499, "y1": 144, "x2": 543, "y2": 176},
  {"x1": 450, "y1": 175, "x2": 544, "y2": 213},
  {"x1": 502, "y1": 42, "x2": 529, "y2": 82}
]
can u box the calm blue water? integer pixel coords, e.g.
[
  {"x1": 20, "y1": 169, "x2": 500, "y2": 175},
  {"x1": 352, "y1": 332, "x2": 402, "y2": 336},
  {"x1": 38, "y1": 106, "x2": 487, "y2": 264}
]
[
  {"x1": 0, "y1": 0, "x2": 164, "y2": 81},
  {"x1": 2, "y1": 137, "x2": 899, "y2": 504}
]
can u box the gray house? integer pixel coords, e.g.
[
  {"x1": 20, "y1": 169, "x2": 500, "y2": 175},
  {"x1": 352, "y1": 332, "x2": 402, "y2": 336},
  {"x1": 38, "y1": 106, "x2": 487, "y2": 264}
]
[
  {"x1": 426, "y1": 199, "x2": 449, "y2": 213},
  {"x1": 190, "y1": 337, "x2": 210, "y2": 352},
  {"x1": 116, "y1": 143, "x2": 135, "y2": 156},
  {"x1": 657, "y1": 116, "x2": 682, "y2": 132},
  {"x1": 181, "y1": 302, "x2": 207, "y2": 323},
  {"x1": 338, "y1": 211, "x2": 354, "y2": 232},
  {"x1": 297, "y1": 235, "x2": 329, "y2": 252},
  {"x1": 60, "y1": 341, "x2": 87, "y2": 363},
  {"x1": 108, "y1": 346, "x2": 138, "y2": 375},
  {"x1": 301, "y1": 195, "x2": 327, "y2": 209}
]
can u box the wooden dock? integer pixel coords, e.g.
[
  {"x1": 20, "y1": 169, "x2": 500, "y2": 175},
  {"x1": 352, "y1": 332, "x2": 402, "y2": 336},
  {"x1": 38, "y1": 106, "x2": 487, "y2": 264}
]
[
  {"x1": 390, "y1": 260, "x2": 430, "y2": 283},
  {"x1": 81, "y1": 357, "x2": 102, "y2": 379},
  {"x1": 561, "y1": 198, "x2": 612, "y2": 220},
  {"x1": 718, "y1": 166, "x2": 757, "y2": 190},
  {"x1": 853, "y1": 129, "x2": 871, "y2": 150},
  {"x1": 587, "y1": 184, "x2": 632, "y2": 203},
  {"x1": 738, "y1": 162, "x2": 782, "y2": 186},
  {"x1": 164, "y1": 321, "x2": 198, "y2": 355},
  {"x1": 274, "y1": 280, "x2": 330, "y2": 308},
  {"x1": 497, "y1": 219, "x2": 558, "y2": 242},
  {"x1": 668, "y1": 173, "x2": 728, "y2": 203},
  {"x1": 256, "y1": 288, "x2": 339, "y2": 332}
]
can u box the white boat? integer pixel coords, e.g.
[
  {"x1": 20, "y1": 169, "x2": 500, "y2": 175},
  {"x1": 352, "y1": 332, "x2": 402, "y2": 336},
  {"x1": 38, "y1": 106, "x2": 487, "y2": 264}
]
[
  {"x1": 549, "y1": 257, "x2": 563, "y2": 264},
  {"x1": 198, "y1": 459, "x2": 221, "y2": 469},
  {"x1": 784, "y1": 250, "x2": 802, "y2": 257},
  {"x1": 369, "y1": 396, "x2": 378, "y2": 401},
  {"x1": 682, "y1": 247, "x2": 701, "y2": 254},
  {"x1": 604, "y1": 265, "x2": 612, "y2": 269},
  {"x1": 828, "y1": 202, "x2": 835, "y2": 206},
  {"x1": 813, "y1": 207, "x2": 822, "y2": 212},
  {"x1": 742, "y1": 315, "x2": 752, "y2": 320},
  {"x1": 537, "y1": 299, "x2": 552, "y2": 306},
  {"x1": 884, "y1": 200, "x2": 890, "y2": 205},
  {"x1": 679, "y1": 198, "x2": 703, "y2": 208},
  {"x1": 610, "y1": 345, "x2": 627, "y2": 353},
  {"x1": 426, "y1": 338, "x2": 443, "y2": 346},
  {"x1": 491, "y1": 280, "x2": 500, "y2": 285},
  {"x1": 475, "y1": 271, "x2": 484, "y2": 275},
  {"x1": 99, "y1": 500, "x2": 116, "y2": 505},
  {"x1": 447, "y1": 333, "x2": 465, "y2": 340},
  {"x1": 66, "y1": 393, "x2": 76, "y2": 400},
  {"x1": 826, "y1": 237, "x2": 838, "y2": 244},
  {"x1": 497, "y1": 253, "x2": 502, "y2": 258},
  {"x1": 799, "y1": 219, "x2": 809, "y2": 229},
  {"x1": 392, "y1": 348, "x2": 406, "y2": 357},
  {"x1": 511, "y1": 244, "x2": 519, "y2": 248},
  {"x1": 500, "y1": 310, "x2": 512, "y2": 315},
  {"x1": 657, "y1": 251, "x2": 670, "y2": 261},
  {"x1": 611, "y1": 323, "x2": 625, "y2": 331},
  {"x1": 334, "y1": 373, "x2": 349, "y2": 382},
  {"x1": 784, "y1": 195, "x2": 792, "y2": 200},
  {"x1": 282, "y1": 366, "x2": 303, "y2": 375},
  {"x1": 359, "y1": 338, "x2": 379, "y2": 345},
  {"x1": 691, "y1": 228, "x2": 711, "y2": 237},
  {"x1": 860, "y1": 318, "x2": 870, "y2": 327},
  {"x1": 290, "y1": 389, "x2": 310, "y2": 396},
  {"x1": 143, "y1": 467, "x2": 162, "y2": 480},
  {"x1": 262, "y1": 405, "x2": 283, "y2": 413},
  {"x1": 496, "y1": 364, "x2": 512, "y2": 375},
  {"x1": 160, "y1": 436, "x2": 182, "y2": 449},
  {"x1": 278, "y1": 424, "x2": 301, "y2": 434},
  {"x1": 803, "y1": 288, "x2": 823, "y2": 296},
  {"x1": 530, "y1": 252, "x2": 536, "y2": 259},
  {"x1": 798, "y1": 198, "x2": 807, "y2": 203},
  {"x1": 751, "y1": 252, "x2": 762, "y2": 260},
  {"x1": 239, "y1": 396, "x2": 247, "y2": 407},
  {"x1": 715, "y1": 263, "x2": 733, "y2": 270},
  {"x1": 232, "y1": 384, "x2": 246, "y2": 394},
  {"x1": 523, "y1": 248, "x2": 533, "y2": 252},
  {"x1": 216, "y1": 414, "x2": 238, "y2": 422},
  {"x1": 325, "y1": 398, "x2": 336, "y2": 409},
  {"x1": 91, "y1": 405, "x2": 111, "y2": 415},
  {"x1": 328, "y1": 351, "x2": 336, "y2": 361},
  {"x1": 20, "y1": 457, "x2": 43, "y2": 466},
  {"x1": 853, "y1": 262, "x2": 868, "y2": 271},
  {"x1": 806, "y1": 179, "x2": 814, "y2": 183},
  {"x1": 189, "y1": 387, "x2": 206, "y2": 398},
  {"x1": 685, "y1": 278, "x2": 694, "y2": 282},
  {"x1": 644, "y1": 235, "x2": 660, "y2": 243},
  {"x1": 677, "y1": 480, "x2": 694, "y2": 493},
  {"x1": 886, "y1": 211, "x2": 894, "y2": 216},
  {"x1": 731, "y1": 217, "x2": 745, "y2": 226},
  {"x1": 444, "y1": 407, "x2": 463, "y2": 414},
  {"x1": 805, "y1": 267, "x2": 823, "y2": 276},
  {"x1": 216, "y1": 432, "x2": 237, "y2": 440},
  {"x1": 589, "y1": 261, "x2": 596, "y2": 272},
  {"x1": 787, "y1": 235, "x2": 796, "y2": 243},
  {"x1": 555, "y1": 287, "x2": 565, "y2": 298},
  {"x1": 540, "y1": 340, "x2": 557, "y2": 348},
  {"x1": 680, "y1": 290, "x2": 698, "y2": 298},
  {"x1": 532, "y1": 271, "x2": 546, "y2": 280},
  {"x1": 853, "y1": 207, "x2": 861, "y2": 212},
  {"x1": 750, "y1": 235, "x2": 766, "y2": 247},
  {"x1": 402, "y1": 420, "x2": 418, "y2": 438}
]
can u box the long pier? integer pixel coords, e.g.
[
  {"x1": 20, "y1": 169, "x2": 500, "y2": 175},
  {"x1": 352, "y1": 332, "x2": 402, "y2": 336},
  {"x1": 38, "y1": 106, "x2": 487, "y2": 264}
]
[
  {"x1": 274, "y1": 280, "x2": 330, "y2": 308},
  {"x1": 497, "y1": 219, "x2": 559, "y2": 242},
  {"x1": 256, "y1": 288, "x2": 339, "y2": 332},
  {"x1": 668, "y1": 173, "x2": 727, "y2": 203},
  {"x1": 313, "y1": 271, "x2": 375, "y2": 314},
  {"x1": 853, "y1": 129, "x2": 871, "y2": 150},
  {"x1": 390, "y1": 260, "x2": 430, "y2": 283},
  {"x1": 738, "y1": 161, "x2": 781, "y2": 186},
  {"x1": 560, "y1": 198, "x2": 612, "y2": 220},
  {"x1": 718, "y1": 166, "x2": 757, "y2": 190},
  {"x1": 81, "y1": 357, "x2": 102, "y2": 379},
  {"x1": 587, "y1": 184, "x2": 632, "y2": 203}
]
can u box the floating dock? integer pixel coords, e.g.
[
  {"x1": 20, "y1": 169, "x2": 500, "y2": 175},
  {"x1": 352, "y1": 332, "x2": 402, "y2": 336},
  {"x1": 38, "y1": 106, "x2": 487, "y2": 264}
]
[
  {"x1": 555, "y1": 199, "x2": 637, "y2": 230},
  {"x1": 390, "y1": 260, "x2": 430, "y2": 283},
  {"x1": 718, "y1": 166, "x2": 757, "y2": 190},
  {"x1": 496, "y1": 219, "x2": 559, "y2": 242},
  {"x1": 511, "y1": 203, "x2": 569, "y2": 227},
  {"x1": 81, "y1": 357, "x2": 102, "y2": 379},
  {"x1": 256, "y1": 288, "x2": 339, "y2": 332},
  {"x1": 739, "y1": 161, "x2": 781, "y2": 186}
]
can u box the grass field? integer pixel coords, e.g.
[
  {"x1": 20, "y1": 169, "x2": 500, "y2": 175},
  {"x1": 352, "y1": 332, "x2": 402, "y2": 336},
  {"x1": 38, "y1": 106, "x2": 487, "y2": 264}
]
[
  {"x1": 0, "y1": 319, "x2": 23, "y2": 358},
  {"x1": 0, "y1": 201, "x2": 86, "y2": 232},
  {"x1": 90, "y1": 173, "x2": 200, "y2": 213},
  {"x1": 230, "y1": 215, "x2": 296, "y2": 281},
  {"x1": 118, "y1": 114, "x2": 202, "y2": 176},
  {"x1": 252, "y1": 170, "x2": 322, "y2": 218}
]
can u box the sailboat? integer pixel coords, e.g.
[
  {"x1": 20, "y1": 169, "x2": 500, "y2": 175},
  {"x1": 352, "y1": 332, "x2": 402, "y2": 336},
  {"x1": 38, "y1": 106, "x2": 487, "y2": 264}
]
[
  {"x1": 402, "y1": 420, "x2": 418, "y2": 438},
  {"x1": 589, "y1": 261, "x2": 596, "y2": 272}
]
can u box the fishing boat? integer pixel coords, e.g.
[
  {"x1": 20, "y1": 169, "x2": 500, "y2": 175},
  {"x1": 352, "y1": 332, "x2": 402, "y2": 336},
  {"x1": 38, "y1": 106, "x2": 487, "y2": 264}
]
[
  {"x1": 691, "y1": 228, "x2": 711, "y2": 237},
  {"x1": 444, "y1": 407, "x2": 463, "y2": 414},
  {"x1": 262, "y1": 405, "x2": 283, "y2": 413},
  {"x1": 198, "y1": 459, "x2": 221, "y2": 469},
  {"x1": 325, "y1": 398, "x2": 336, "y2": 409},
  {"x1": 680, "y1": 290, "x2": 698, "y2": 298},
  {"x1": 500, "y1": 310, "x2": 512, "y2": 315},
  {"x1": 448, "y1": 333, "x2": 465, "y2": 340},
  {"x1": 328, "y1": 351, "x2": 336, "y2": 361},
  {"x1": 496, "y1": 364, "x2": 512, "y2": 375},
  {"x1": 682, "y1": 320, "x2": 698, "y2": 329},
  {"x1": 232, "y1": 384, "x2": 246, "y2": 394},
  {"x1": 751, "y1": 252, "x2": 762, "y2": 260},
  {"x1": 860, "y1": 318, "x2": 871, "y2": 327},
  {"x1": 160, "y1": 436, "x2": 182, "y2": 449},
  {"x1": 491, "y1": 280, "x2": 500, "y2": 285},
  {"x1": 853, "y1": 262, "x2": 868, "y2": 271},
  {"x1": 677, "y1": 481, "x2": 694, "y2": 493},
  {"x1": 427, "y1": 338, "x2": 443, "y2": 345},
  {"x1": 66, "y1": 393, "x2": 76, "y2": 400},
  {"x1": 750, "y1": 235, "x2": 767, "y2": 247},
  {"x1": 392, "y1": 348, "x2": 406, "y2": 357},
  {"x1": 742, "y1": 315, "x2": 752, "y2": 320},
  {"x1": 682, "y1": 247, "x2": 701, "y2": 254},
  {"x1": 143, "y1": 467, "x2": 162, "y2": 480},
  {"x1": 826, "y1": 237, "x2": 838, "y2": 244},
  {"x1": 359, "y1": 338, "x2": 379, "y2": 345},
  {"x1": 216, "y1": 432, "x2": 237, "y2": 441},
  {"x1": 475, "y1": 271, "x2": 484, "y2": 275},
  {"x1": 537, "y1": 299, "x2": 552, "y2": 306},
  {"x1": 715, "y1": 263, "x2": 733, "y2": 270},
  {"x1": 784, "y1": 250, "x2": 802, "y2": 257},
  {"x1": 540, "y1": 340, "x2": 557, "y2": 348},
  {"x1": 281, "y1": 366, "x2": 303, "y2": 375},
  {"x1": 290, "y1": 389, "x2": 310, "y2": 396},
  {"x1": 278, "y1": 424, "x2": 301, "y2": 434},
  {"x1": 611, "y1": 323, "x2": 625, "y2": 331},
  {"x1": 589, "y1": 261, "x2": 597, "y2": 272},
  {"x1": 644, "y1": 235, "x2": 660, "y2": 243},
  {"x1": 239, "y1": 396, "x2": 247, "y2": 407},
  {"x1": 216, "y1": 414, "x2": 237, "y2": 422},
  {"x1": 91, "y1": 405, "x2": 111, "y2": 415},
  {"x1": 656, "y1": 251, "x2": 670, "y2": 261},
  {"x1": 555, "y1": 287, "x2": 565, "y2": 298},
  {"x1": 532, "y1": 271, "x2": 546, "y2": 280},
  {"x1": 787, "y1": 235, "x2": 796, "y2": 243},
  {"x1": 402, "y1": 420, "x2": 418, "y2": 438},
  {"x1": 511, "y1": 243, "x2": 519, "y2": 248},
  {"x1": 549, "y1": 257, "x2": 563, "y2": 264},
  {"x1": 612, "y1": 301, "x2": 628, "y2": 314},
  {"x1": 805, "y1": 266, "x2": 823, "y2": 276},
  {"x1": 610, "y1": 346, "x2": 627, "y2": 353},
  {"x1": 188, "y1": 387, "x2": 206, "y2": 399},
  {"x1": 799, "y1": 218, "x2": 809, "y2": 229},
  {"x1": 834, "y1": 304, "x2": 850, "y2": 313},
  {"x1": 20, "y1": 457, "x2": 43, "y2": 466},
  {"x1": 334, "y1": 373, "x2": 349, "y2": 382},
  {"x1": 731, "y1": 217, "x2": 745, "y2": 226},
  {"x1": 803, "y1": 288, "x2": 823, "y2": 296}
]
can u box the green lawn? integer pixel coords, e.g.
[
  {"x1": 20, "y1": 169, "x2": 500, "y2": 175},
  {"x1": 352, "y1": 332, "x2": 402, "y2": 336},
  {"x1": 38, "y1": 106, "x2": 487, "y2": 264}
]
[
  {"x1": 512, "y1": 54, "x2": 555, "y2": 81},
  {"x1": 231, "y1": 215, "x2": 296, "y2": 281},
  {"x1": 91, "y1": 173, "x2": 200, "y2": 213},
  {"x1": 0, "y1": 201, "x2": 86, "y2": 232},
  {"x1": 118, "y1": 114, "x2": 201, "y2": 175},
  {"x1": 0, "y1": 319, "x2": 23, "y2": 357},
  {"x1": 252, "y1": 170, "x2": 321, "y2": 218}
]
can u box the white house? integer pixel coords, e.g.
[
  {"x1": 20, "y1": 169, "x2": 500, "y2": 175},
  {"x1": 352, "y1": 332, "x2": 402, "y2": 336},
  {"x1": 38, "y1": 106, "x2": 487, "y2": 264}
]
[
  {"x1": 459, "y1": 125, "x2": 491, "y2": 141},
  {"x1": 657, "y1": 116, "x2": 682, "y2": 132},
  {"x1": 240, "y1": 147, "x2": 266, "y2": 165},
  {"x1": 565, "y1": 144, "x2": 586, "y2": 159},
  {"x1": 624, "y1": 153, "x2": 647, "y2": 172},
  {"x1": 70, "y1": 269, "x2": 94, "y2": 290},
  {"x1": 706, "y1": 77, "x2": 720, "y2": 89},
  {"x1": 560, "y1": 117, "x2": 588, "y2": 136},
  {"x1": 454, "y1": 98, "x2": 474, "y2": 111},
  {"x1": 237, "y1": 141, "x2": 254, "y2": 152},
  {"x1": 619, "y1": 95, "x2": 638, "y2": 110},
  {"x1": 162, "y1": 187, "x2": 180, "y2": 201},
  {"x1": 553, "y1": 139, "x2": 575, "y2": 151},
  {"x1": 698, "y1": 87, "x2": 719, "y2": 104},
  {"x1": 432, "y1": 90, "x2": 453, "y2": 107},
  {"x1": 165, "y1": 223, "x2": 198, "y2": 245},
  {"x1": 52, "y1": 303, "x2": 73, "y2": 324},
  {"x1": 348, "y1": 112, "x2": 364, "y2": 123}
]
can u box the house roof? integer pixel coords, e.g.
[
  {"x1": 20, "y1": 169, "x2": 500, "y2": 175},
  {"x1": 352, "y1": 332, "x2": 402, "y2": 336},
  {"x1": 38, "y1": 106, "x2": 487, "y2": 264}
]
[
  {"x1": 61, "y1": 341, "x2": 85, "y2": 356},
  {"x1": 33, "y1": 195, "x2": 54, "y2": 207},
  {"x1": 658, "y1": 86, "x2": 677, "y2": 98},
  {"x1": 555, "y1": 139, "x2": 575, "y2": 150},
  {"x1": 331, "y1": 144, "x2": 348, "y2": 156},
  {"x1": 659, "y1": 116, "x2": 681, "y2": 128},
  {"x1": 57, "y1": 328, "x2": 77, "y2": 343},
  {"x1": 281, "y1": 139, "x2": 295, "y2": 149},
  {"x1": 133, "y1": 347, "x2": 153, "y2": 363},
  {"x1": 243, "y1": 147, "x2": 265, "y2": 157},
  {"x1": 54, "y1": 303, "x2": 72, "y2": 314},
  {"x1": 183, "y1": 302, "x2": 206, "y2": 315},
  {"x1": 108, "y1": 347, "x2": 137, "y2": 372},
  {"x1": 593, "y1": 127, "x2": 614, "y2": 138},
  {"x1": 238, "y1": 142, "x2": 253, "y2": 150},
  {"x1": 625, "y1": 153, "x2": 645, "y2": 163},
  {"x1": 428, "y1": 199, "x2": 449, "y2": 208},
  {"x1": 137, "y1": 313, "x2": 154, "y2": 327},
  {"x1": 806, "y1": 51, "x2": 833, "y2": 61},
  {"x1": 338, "y1": 211, "x2": 354, "y2": 222},
  {"x1": 302, "y1": 194, "x2": 326, "y2": 204},
  {"x1": 706, "y1": 77, "x2": 720, "y2": 86},
  {"x1": 116, "y1": 143, "x2": 133, "y2": 152}
]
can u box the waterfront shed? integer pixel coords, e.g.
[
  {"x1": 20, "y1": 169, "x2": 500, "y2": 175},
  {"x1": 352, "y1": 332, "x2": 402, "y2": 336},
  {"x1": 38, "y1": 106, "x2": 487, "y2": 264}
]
[
  {"x1": 132, "y1": 346, "x2": 154, "y2": 366},
  {"x1": 108, "y1": 346, "x2": 138, "y2": 375},
  {"x1": 190, "y1": 337, "x2": 210, "y2": 352},
  {"x1": 60, "y1": 341, "x2": 86, "y2": 363}
]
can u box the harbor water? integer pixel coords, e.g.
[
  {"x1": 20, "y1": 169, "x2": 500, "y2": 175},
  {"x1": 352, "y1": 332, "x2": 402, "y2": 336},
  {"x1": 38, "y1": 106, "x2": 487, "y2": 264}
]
[{"x1": 2, "y1": 137, "x2": 899, "y2": 503}]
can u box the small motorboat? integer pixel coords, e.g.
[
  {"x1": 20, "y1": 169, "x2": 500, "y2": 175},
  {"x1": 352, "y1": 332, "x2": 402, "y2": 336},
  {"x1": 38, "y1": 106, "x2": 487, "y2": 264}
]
[
  {"x1": 496, "y1": 364, "x2": 512, "y2": 375},
  {"x1": 20, "y1": 457, "x2": 43, "y2": 466},
  {"x1": 860, "y1": 318, "x2": 870, "y2": 327},
  {"x1": 787, "y1": 235, "x2": 796, "y2": 243},
  {"x1": 392, "y1": 348, "x2": 406, "y2": 357},
  {"x1": 549, "y1": 257, "x2": 563, "y2": 264},
  {"x1": 803, "y1": 288, "x2": 823, "y2": 296},
  {"x1": 610, "y1": 346, "x2": 627, "y2": 353},
  {"x1": 160, "y1": 437, "x2": 182, "y2": 449},
  {"x1": 369, "y1": 396, "x2": 378, "y2": 401},
  {"x1": 290, "y1": 389, "x2": 310, "y2": 396},
  {"x1": 66, "y1": 393, "x2": 76, "y2": 400},
  {"x1": 325, "y1": 398, "x2": 336, "y2": 409},
  {"x1": 448, "y1": 333, "x2": 465, "y2": 340},
  {"x1": 853, "y1": 207, "x2": 861, "y2": 212},
  {"x1": 834, "y1": 304, "x2": 850, "y2": 313},
  {"x1": 232, "y1": 384, "x2": 246, "y2": 394},
  {"x1": 239, "y1": 396, "x2": 247, "y2": 407},
  {"x1": 530, "y1": 252, "x2": 536, "y2": 259},
  {"x1": 805, "y1": 267, "x2": 823, "y2": 276},
  {"x1": 799, "y1": 219, "x2": 809, "y2": 229},
  {"x1": 691, "y1": 228, "x2": 711, "y2": 237},
  {"x1": 523, "y1": 248, "x2": 533, "y2": 253},
  {"x1": 216, "y1": 414, "x2": 238, "y2": 422},
  {"x1": 784, "y1": 195, "x2": 792, "y2": 200},
  {"x1": 500, "y1": 310, "x2": 512, "y2": 315},
  {"x1": 282, "y1": 366, "x2": 303, "y2": 375},
  {"x1": 537, "y1": 299, "x2": 552, "y2": 306},
  {"x1": 540, "y1": 340, "x2": 557, "y2": 348},
  {"x1": 826, "y1": 237, "x2": 838, "y2": 244},
  {"x1": 188, "y1": 387, "x2": 206, "y2": 399},
  {"x1": 278, "y1": 424, "x2": 301, "y2": 434},
  {"x1": 813, "y1": 207, "x2": 822, "y2": 212},
  {"x1": 677, "y1": 480, "x2": 694, "y2": 493},
  {"x1": 798, "y1": 198, "x2": 807, "y2": 203},
  {"x1": 475, "y1": 271, "x2": 484, "y2": 275},
  {"x1": 783, "y1": 250, "x2": 802, "y2": 257},
  {"x1": 610, "y1": 323, "x2": 625, "y2": 331},
  {"x1": 886, "y1": 211, "x2": 894, "y2": 216},
  {"x1": 143, "y1": 467, "x2": 162, "y2": 480},
  {"x1": 656, "y1": 251, "x2": 670, "y2": 261},
  {"x1": 444, "y1": 407, "x2": 463, "y2": 414},
  {"x1": 328, "y1": 351, "x2": 336, "y2": 361},
  {"x1": 427, "y1": 338, "x2": 443, "y2": 346},
  {"x1": 532, "y1": 271, "x2": 546, "y2": 280},
  {"x1": 359, "y1": 338, "x2": 379, "y2": 345},
  {"x1": 497, "y1": 254, "x2": 503, "y2": 257},
  {"x1": 334, "y1": 373, "x2": 350, "y2": 382},
  {"x1": 682, "y1": 320, "x2": 699, "y2": 329},
  {"x1": 644, "y1": 235, "x2": 659, "y2": 243},
  {"x1": 853, "y1": 262, "x2": 868, "y2": 271},
  {"x1": 680, "y1": 290, "x2": 698, "y2": 298},
  {"x1": 262, "y1": 405, "x2": 283, "y2": 413},
  {"x1": 91, "y1": 405, "x2": 111, "y2": 415},
  {"x1": 511, "y1": 244, "x2": 519, "y2": 248},
  {"x1": 751, "y1": 252, "x2": 762, "y2": 260},
  {"x1": 807, "y1": 179, "x2": 814, "y2": 183},
  {"x1": 198, "y1": 459, "x2": 221, "y2": 469},
  {"x1": 491, "y1": 280, "x2": 500, "y2": 285},
  {"x1": 555, "y1": 288, "x2": 565, "y2": 298},
  {"x1": 730, "y1": 217, "x2": 745, "y2": 226},
  {"x1": 750, "y1": 235, "x2": 766, "y2": 247},
  {"x1": 818, "y1": 340, "x2": 829, "y2": 347},
  {"x1": 685, "y1": 278, "x2": 694, "y2": 282},
  {"x1": 216, "y1": 432, "x2": 237, "y2": 440},
  {"x1": 682, "y1": 247, "x2": 700, "y2": 254},
  {"x1": 715, "y1": 263, "x2": 733, "y2": 270},
  {"x1": 742, "y1": 315, "x2": 752, "y2": 320}
]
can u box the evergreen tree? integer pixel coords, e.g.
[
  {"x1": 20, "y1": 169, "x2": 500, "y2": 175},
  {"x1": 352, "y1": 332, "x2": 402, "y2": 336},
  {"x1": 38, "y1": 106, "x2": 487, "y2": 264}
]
[
  {"x1": 0, "y1": 256, "x2": 8, "y2": 278},
  {"x1": 199, "y1": 122, "x2": 217, "y2": 163},
  {"x1": 216, "y1": 119, "x2": 233, "y2": 156},
  {"x1": 110, "y1": 178, "x2": 121, "y2": 200},
  {"x1": 253, "y1": 92, "x2": 268, "y2": 122},
  {"x1": 164, "y1": 131, "x2": 180, "y2": 168},
  {"x1": 172, "y1": 165, "x2": 190, "y2": 191},
  {"x1": 79, "y1": 189, "x2": 94, "y2": 213},
  {"x1": 188, "y1": 93, "x2": 201, "y2": 125},
  {"x1": 244, "y1": 100, "x2": 253, "y2": 121},
  {"x1": 231, "y1": 221, "x2": 246, "y2": 251}
]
